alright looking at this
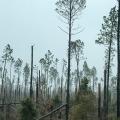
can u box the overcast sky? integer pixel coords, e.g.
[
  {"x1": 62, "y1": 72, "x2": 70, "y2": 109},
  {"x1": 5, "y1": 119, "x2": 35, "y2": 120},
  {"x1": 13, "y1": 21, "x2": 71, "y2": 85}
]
[{"x1": 0, "y1": 0, "x2": 117, "y2": 79}]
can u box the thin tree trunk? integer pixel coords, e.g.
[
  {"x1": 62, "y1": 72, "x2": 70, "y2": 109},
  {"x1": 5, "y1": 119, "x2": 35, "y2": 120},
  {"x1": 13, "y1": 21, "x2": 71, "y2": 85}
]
[
  {"x1": 15, "y1": 89, "x2": 17, "y2": 103},
  {"x1": 75, "y1": 84, "x2": 77, "y2": 95},
  {"x1": 106, "y1": 26, "x2": 113, "y2": 118},
  {"x1": 9, "y1": 64, "x2": 12, "y2": 101},
  {"x1": 66, "y1": 0, "x2": 72, "y2": 120},
  {"x1": 76, "y1": 60, "x2": 80, "y2": 91},
  {"x1": 24, "y1": 82, "x2": 27, "y2": 98},
  {"x1": 98, "y1": 83, "x2": 101, "y2": 120},
  {"x1": 17, "y1": 72, "x2": 20, "y2": 101},
  {"x1": 39, "y1": 70, "x2": 41, "y2": 92},
  {"x1": 1, "y1": 60, "x2": 7, "y2": 104},
  {"x1": 104, "y1": 69, "x2": 107, "y2": 120},
  {"x1": 30, "y1": 46, "x2": 33, "y2": 99},
  {"x1": 55, "y1": 78, "x2": 57, "y2": 95},
  {"x1": 117, "y1": 0, "x2": 120, "y2": 118},
  {"x1": 61, "y1": 76, "x2": 63, "y2": 103},
  {"x1": 36, "y1": 75, "x2": 39, "y2": 105},
  {"x1": 93, "y1": 75, "x2": 95, "y2": 92}
]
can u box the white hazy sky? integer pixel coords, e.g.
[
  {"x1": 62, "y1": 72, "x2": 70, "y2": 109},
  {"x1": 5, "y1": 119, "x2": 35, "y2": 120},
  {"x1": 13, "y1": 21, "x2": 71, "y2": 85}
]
[{"x1": 0, "y1": 0, "x2": 117, "y2": 79}]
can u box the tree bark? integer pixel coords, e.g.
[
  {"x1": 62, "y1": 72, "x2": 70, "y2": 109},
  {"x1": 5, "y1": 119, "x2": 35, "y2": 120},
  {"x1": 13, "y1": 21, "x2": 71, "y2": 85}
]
[
  {"x1": 1, "y1": 59, "x2": 7, "y2": 104},
  {"x1": 104, "y1": 69, "x2": 107, "y2": 120},
  {"x1": 117, "y1": 0, "x2": 120, "y2": 118},
  {"x1": 76, "y1": 59, "x2": 80, "y2": 91},
  {"x1": 30, "y1": 46, "x2": 33, "y2": 99},
  {"x1": 36, "y1": 75, "x2": 39, "y2": 105},
  {"x1": 98, "y1": 83, "x2": 101, "y2": 120},
  {"x1": 66, "y1": 0, "x2": 72, "y2": 120},
  {"x1": 106, "y1": 19, "x2": 114, "y2": 118}
]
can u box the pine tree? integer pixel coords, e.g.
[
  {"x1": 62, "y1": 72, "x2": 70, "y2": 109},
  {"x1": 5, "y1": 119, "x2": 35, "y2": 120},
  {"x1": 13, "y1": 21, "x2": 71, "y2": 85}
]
[
  {"x1": 96, "y1": 7, "x2": 117, "y2": 118},
  {"x1": 71, "y1": 39, "x2": 84, "y2": 91},
  {"x1": 20, "y1": 98, "x2": 36, "y2": 120},
  {"x1": 55, "y1": 1, "x2": 86, "y2": 119}
]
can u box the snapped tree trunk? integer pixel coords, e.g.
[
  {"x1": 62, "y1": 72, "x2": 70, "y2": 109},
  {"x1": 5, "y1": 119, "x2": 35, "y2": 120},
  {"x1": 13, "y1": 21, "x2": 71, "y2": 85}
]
[{"x1": 30, "y1": 46, "x2": 33, "y2": 99}]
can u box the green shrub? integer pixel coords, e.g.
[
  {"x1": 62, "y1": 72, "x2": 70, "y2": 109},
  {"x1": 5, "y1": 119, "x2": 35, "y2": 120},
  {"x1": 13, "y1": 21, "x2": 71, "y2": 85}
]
[{"x1": 20, "y1": 98, "x2": 37, "y2": 120}]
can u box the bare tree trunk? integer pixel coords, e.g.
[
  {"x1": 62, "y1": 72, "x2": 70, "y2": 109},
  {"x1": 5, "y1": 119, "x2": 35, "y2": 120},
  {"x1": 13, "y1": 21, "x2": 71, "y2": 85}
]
[
  {"x1": 76, "y1": 60, "x2": 80, "y2": 91},
  {"x1": 36, "y1": 74, "x2": 39, "y2": 105},
  {"x1": 75, "y1": 83, "x2": 77, "y2": 95},
  {"x1": 104, "y1": 69, "x2": 107, "y2": 120},
  {"x1": 30, "y1": 45, "x2": 33, "y2": 99},
  {"x1": 9, "y1": 64, "x2": 12, "y2": 102},
  {"x1": 1, "y1": 60, "x2": 7, "y2": 104},
  {"x1": 24, "y1": 82, "x2": 27, "y2": 98},
  {"x1": 15, "y1": 89, "x2": 17, "y2": 103},
  {"x1": 19, "y1": 86, "x2": 21, "y2": 101},
  {"x1": 98, "y1": 83, "x2": 101, "y2": 120},
  {"x1": 93, "y1": 75, "x2": 95, "y2": 92},
  {"x1": 39, "y1": 70, "x2": 41, "y2": 92},
  {"x1": 61, "y1": 77, "x2": 63, "y2": 103},
  {"x1": 17, "y1": 72, "x2": 20, "y2": 101}
]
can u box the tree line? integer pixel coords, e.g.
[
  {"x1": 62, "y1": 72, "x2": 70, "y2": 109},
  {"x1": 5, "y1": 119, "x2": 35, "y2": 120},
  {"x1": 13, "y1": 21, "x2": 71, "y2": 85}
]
[{"x1": 0, "y1": 0, "x2": 120, "y2": 120}]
